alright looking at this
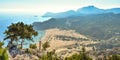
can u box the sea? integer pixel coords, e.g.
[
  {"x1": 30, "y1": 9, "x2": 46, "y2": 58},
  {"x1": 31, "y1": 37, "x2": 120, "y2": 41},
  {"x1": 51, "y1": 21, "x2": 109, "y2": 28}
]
[{"x1": 0, "y1": 13, "x2": 50, "y2": 48}]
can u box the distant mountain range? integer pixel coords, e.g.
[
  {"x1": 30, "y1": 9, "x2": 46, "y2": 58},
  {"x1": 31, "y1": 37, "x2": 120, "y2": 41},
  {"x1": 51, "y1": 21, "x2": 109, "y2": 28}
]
[
  {"x1": 42, "y1": 6, "x2": 120, "y2": 18},
  {"x1": 33, "y1": 6, "x2": 120, "y2": 40}
]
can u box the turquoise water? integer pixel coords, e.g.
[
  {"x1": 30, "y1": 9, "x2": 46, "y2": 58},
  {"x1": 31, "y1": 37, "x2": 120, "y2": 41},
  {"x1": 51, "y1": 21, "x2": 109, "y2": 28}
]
[
  {"x1": 23, "y1": 30, "x2": 45, "y2": 48},
  {"x1": 0, "y1": 13, "x2": 49, "y2": 48}
]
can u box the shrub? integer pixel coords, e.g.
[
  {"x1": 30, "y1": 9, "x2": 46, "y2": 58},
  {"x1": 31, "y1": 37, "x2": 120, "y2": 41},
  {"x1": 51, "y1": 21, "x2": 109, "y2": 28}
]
[
  {"x1": 42, "y1": 41, "x2": 50, "y2": 50},
  {"x1": 109, "y1": 54, "x2": 120, "y2": 60},
  {"x1": 0, "y1": 42, "x2": 9, "y2": 60},
  {"x1": 0, "y1": 42, "x2": 4, "y2": 48},
  {"x1": 30, "y1": 44, "x2": 37, "y2": 49},
  {"x1": 39, "y1": 51, "x2": 58, "y2": 60}
]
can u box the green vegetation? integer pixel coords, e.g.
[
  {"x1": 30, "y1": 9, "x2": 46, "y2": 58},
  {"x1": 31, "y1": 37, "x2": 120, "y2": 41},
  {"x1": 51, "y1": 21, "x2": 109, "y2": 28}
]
[
  {"x1": 65, "y1": 46, "x2": 92, "y2": 60},
  {"x1": 64, "y1": 53, "x2": 92, "y2": 60},
  {"x1": 25, "y1": 48, "x2": 32, "y2": 54},
  {"x1": 0, "y1": 18, "x2": 119, "y2": 60},
  {"x1": 39, "y1": 51, "x2": 59, "y2": 60},
  {"x1": 30, "y1": 44, "x2": 37, "y2": 49},
  {"x1": 4, "y1": 22, "x2": 38, "y2": 49},
  {"x1": 0, "y1": 42, "x2": 4, "y2": 47},
  {"x1": 42, "y1": 41, "x2": 50, "y2": 50},
  {"x1": 39, "y1": 46, "x2": 93, "y2": 60},
  {"x1": 109, "y1": 54, "x2": 120, "y2": 60},
  {"x1": 38, "y1": 46, "x2": 120, "y2": 60},
  {"x1": 33, "y1": 13, "x2": 120, "y2": 40},
  {"x1": 0, "y1": 42, "x2": 9, "y2": 60}
]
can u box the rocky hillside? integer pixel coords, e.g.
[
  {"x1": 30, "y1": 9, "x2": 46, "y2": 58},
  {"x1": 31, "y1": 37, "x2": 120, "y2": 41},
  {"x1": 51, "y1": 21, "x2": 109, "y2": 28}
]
[
  {"x1": 33, "y1": 13, "x2": 120, "y2": 40},
  {"x1": 36, "y1": 29, "x2": 98, "y2": 58}
]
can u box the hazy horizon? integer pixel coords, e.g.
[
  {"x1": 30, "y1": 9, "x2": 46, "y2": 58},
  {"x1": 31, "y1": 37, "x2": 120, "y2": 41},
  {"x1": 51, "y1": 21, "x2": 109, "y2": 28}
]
[{"x1": 0, "y1": 0, "x2": 120, "y2": 14}]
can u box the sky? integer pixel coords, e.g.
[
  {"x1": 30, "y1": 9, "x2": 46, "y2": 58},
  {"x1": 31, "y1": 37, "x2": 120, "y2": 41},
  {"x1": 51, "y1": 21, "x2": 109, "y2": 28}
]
[{"x1": 0, "y1": 0, "x2": 120, "y2": 14}]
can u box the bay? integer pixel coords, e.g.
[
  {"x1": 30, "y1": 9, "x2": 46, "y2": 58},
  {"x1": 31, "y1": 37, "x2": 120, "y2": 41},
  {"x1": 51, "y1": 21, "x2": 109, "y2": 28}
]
[{"x1": 0, "y1": 13, "x2": 49, "y2": 48}]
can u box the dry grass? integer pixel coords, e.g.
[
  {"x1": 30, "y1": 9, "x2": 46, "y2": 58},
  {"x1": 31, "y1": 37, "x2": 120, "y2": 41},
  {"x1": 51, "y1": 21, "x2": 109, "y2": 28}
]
[{"x1": 36, "y1": 28, "x2": 98, "y2": 57}]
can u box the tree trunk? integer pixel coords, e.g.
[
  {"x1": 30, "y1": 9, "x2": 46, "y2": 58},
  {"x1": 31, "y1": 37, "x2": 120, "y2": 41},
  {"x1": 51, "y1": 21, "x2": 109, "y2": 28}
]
[
  {"x1": 7, "y1": 41, "x2": 13, "y2": 48},
  {"x1": 21, "y1": 39, "x2": 24, "y2": 49}
]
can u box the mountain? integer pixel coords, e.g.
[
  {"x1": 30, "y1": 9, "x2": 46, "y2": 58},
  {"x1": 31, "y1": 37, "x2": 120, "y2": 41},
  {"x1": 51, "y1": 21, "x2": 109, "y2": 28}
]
[
  {"x1": 77, "y1": 6, "x2": 106, "y2": 14},
  {"x1": 107, "y1": 8, "x2": 120, "y2": 14},
  {"x1": 34, "y1": 6, "x2": 120, "y2": 40},
  {"x1": 33, "y1": 13, "x2": 120, "y2": 40},
  {"x1": 42, "y1": 10, "x2": 77, "y2": 18},
  {"x1": 42, "y1": 6, "x2": 120, "y2": 18}
]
